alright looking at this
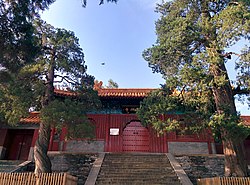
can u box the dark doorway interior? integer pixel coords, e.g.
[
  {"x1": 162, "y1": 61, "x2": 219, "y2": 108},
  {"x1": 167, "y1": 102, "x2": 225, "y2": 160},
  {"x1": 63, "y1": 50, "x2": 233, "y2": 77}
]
[{"x1": 244, "y1": 135, "x2": 250, "y2": 164}]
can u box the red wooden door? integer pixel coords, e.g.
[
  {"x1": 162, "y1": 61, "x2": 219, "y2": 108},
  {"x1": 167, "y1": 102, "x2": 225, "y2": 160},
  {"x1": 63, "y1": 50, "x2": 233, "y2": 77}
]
[
  {"x1": 7, "y1": 134, "x2": 24, "y2": 160},
  {"x1": 7, "y1": 130, "x2": 33, "y2": 160},
  {"x1": 123, "y1": 121, "x2": 149, "y2": 152},
  {"x1": 244, "y1": 136, "x2": 250, "y2": 164}
]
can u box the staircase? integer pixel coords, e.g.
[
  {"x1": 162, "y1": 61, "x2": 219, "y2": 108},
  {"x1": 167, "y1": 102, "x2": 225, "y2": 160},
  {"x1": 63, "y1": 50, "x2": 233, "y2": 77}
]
[
  {"x1": 0, "y1": 160, "x2": 24, "y2": 172},
  {"x1": 95, "y1": 153, "x2": 181, "y2": 185}
]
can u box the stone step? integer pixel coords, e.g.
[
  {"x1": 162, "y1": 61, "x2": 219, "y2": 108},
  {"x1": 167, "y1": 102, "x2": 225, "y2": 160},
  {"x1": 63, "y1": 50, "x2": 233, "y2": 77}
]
[
  {"x1": 97, "y1": 174, "x2": 178, "y2": 178},
  {"x1": 103, "y1": 160, "x2": 172, "y2": 163},
  {"x1": 104, "y1": 156, "x2": 168, "y2": 160},
  {"x1": 0, "y1": 160, "x2": 24, "y2": 172},
  {"x1": 96, "y1": 179, "x2": 180, "y2": 184},
  {"x1": 96, "y1": 176, "x2": 178, "y2": 180},
  {"x1": 100, "y1": 164, "x2": 173, "y2": 168},
  {"x1": 96, "y1": 182, "x2": 179, "y2": 185},
  {"x1": 98, "y1": 169, "x2": 176, "y2": 173},
  {"x1": 96, "y1": 179, "x2": 180, "y2": 182},
  {"x1": 97, "y1": 176, "x2": 178, "y2": 180},
  {"x1": 98, "y1": 170, "x2": 175, "y2": 174},
  {"x1": 95, "y1": 153, "x2": 181, "y2": 185}
]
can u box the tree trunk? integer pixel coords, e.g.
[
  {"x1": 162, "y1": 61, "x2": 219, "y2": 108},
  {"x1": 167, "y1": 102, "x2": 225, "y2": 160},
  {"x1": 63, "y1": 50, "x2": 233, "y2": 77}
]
[
  {"x1": 34, "y1": 121, "x2": 52, "y2": 173},
  {"x1": 211, "y1": 62, "x2": 248, "y2": 176},
  {"x1": 200, "y1": 0, "x2": 248, "y2": 176},
  {"x1": 221, "y1": 129, "x2": 248, "y2": 176},
  {"x1": 34, "y1": 50, "x2": 55, "y2": 173}
]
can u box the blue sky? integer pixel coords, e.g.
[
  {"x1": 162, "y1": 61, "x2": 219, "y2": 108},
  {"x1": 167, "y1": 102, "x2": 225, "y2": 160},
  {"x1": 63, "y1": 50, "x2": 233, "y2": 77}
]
[
  {"x1": 41, "y1": 0, "x2": 249, "y2": 115},
  {"x1": 41, "y1": 0, "x2": 164, "y2": 88}
]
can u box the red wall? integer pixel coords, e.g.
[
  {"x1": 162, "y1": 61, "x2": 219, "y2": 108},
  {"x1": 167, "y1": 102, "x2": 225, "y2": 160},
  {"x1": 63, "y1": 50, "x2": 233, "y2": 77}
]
[
  {"x1": 87, "y1": 114, "x2": 213, "y2": 153},
  {"x1": 47, "y1": 114, "x2": 215, "y2": 153}
]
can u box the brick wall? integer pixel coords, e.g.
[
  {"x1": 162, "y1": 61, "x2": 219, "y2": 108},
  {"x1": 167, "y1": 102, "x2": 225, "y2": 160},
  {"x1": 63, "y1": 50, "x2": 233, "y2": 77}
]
[
  {"x1": 175, "y1": 155, "x2": 224, "y2": 185},
  {"x1": 49, "y1": 153, "x2": 97, "y2": 185}
]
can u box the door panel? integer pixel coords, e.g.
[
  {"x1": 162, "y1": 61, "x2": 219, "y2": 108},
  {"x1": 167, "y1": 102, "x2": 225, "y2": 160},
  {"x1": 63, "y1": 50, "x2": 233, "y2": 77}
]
[
  {"x1": 244, "y1": 137, "x2": 250, "y2": 164},
  {"x1": 6, "y1": 130, "x2": 34, "y2": 160},
  {"x1": 18, "y1": 135, "x2": 33, "y2": 160},
  {"x1": 123, "y1": 121, "x2": 149, "y2": 152},
  {"x1": 7, "y1": 135, "x2": 24, "y2": 160}
]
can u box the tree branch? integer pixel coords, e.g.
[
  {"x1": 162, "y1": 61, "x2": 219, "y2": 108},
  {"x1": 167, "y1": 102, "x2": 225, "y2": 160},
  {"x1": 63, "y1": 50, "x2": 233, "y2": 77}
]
[
  {"x1": 222, "y1": 52, "x2": 241, "y2": 59},
  {"x1": 233, "y1": 86, "x2": 250, "y2": 96},
  {"x1": 54, "y1": 75, "x2": 80, "y2": 86}
]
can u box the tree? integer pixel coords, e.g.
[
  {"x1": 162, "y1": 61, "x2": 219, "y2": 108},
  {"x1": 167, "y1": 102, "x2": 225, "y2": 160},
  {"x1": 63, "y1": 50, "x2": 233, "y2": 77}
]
[
  {"x1": 1, "y1": 18, "x2": 100, "y2": 173},
  {"x1": 0, "y1": 0, "x2": 56, "y2": 123},
  {"x1": 0, "y1": 0, "x2": 55, "y2": 71},
  {"x1": 141, "y1": 0, "x2": 250, "y2": 176},
  {"x1": 30, "y1": 20, "x2": 99, "y2": 173},
  {"x1": 0, "y1": 0, "x2": 117, "y2": 72},
  {"x1": 106, "y1": 79, "x2": 119, "y2": 88},
  {"x1": 82, "y1": 0, "x2": 118, "y2": 7},
  {"x1": 1, "y1": 0, "x2": 116, "y2": 173}
]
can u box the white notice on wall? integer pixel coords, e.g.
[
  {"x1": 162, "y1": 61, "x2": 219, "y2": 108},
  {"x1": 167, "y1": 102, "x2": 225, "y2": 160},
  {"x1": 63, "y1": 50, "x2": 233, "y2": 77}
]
[{"x1": 110, "y1": 128, "x2": 119, "y2": 135}]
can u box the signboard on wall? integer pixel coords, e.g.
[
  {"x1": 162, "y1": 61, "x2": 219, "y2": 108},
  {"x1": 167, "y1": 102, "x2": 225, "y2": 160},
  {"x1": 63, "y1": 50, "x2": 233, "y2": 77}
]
[{"x1": 110, "y1": 128, "x2": 119, "y2": 135}]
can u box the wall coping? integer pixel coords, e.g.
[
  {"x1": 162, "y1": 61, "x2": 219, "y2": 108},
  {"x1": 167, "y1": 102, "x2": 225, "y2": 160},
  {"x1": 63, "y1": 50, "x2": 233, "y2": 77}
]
[
  {"x1": 167, "y1": 153, "x2": 193, "y2": 185},
  {"x1": 84, "y1": 153, "x2": 105, "y2": 185}
]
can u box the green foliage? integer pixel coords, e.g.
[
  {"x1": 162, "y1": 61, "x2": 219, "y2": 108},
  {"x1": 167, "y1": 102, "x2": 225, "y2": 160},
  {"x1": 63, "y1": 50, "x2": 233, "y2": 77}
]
[
  {"x1": 0, "y1": 84, "x2": 32, "y2": 124},
  {"x1": 26, "y1": 19, "x2": 95, "y2": 90},
  {"x1": 82, "y1": 0, "x2": 118, "y2": 7},
  {"x1": 106, "y1": 79, "x2": 119, "y2": 88},
  {"x1": 0, "y1": 0, "x2": 55, "y2": 124},
  {"x1": 144, "y1": 0, "x2": 250, "y2": 86},
  {"x1": 0, "y1": 0, "x2": 55, "y2": 72},
  {"x1": 0, "y1": 69, "x2": 37, "y2": 124},
  {"x1": 137, "y1": 87, "x2": 213, "y2": 134},
  {"x1": 236, "y1": 46, "x2": 250, "y2": 104},
  {"x1": 141, "y1": 0, "x2": 250, "y2": 140},
  {"x1": 40, "y1": 94, "x2": 99, "y2": 138},
  {"x1": 0, "y1": 16, "x2": 100, "y2": 138},
  {"x1": 209, "y1": 113, "x2": 250, "y2": 141},
  {"x1": 30, "y1": 20, "x2": 100, "y2": 135}
]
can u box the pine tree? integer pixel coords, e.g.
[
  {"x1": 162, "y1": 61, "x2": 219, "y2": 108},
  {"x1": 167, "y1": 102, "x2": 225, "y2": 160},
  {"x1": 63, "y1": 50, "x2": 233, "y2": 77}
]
[
  {"x1": 106, "y1": 79, "x2": 119, "y2": 88},
  {"x1": 141, "y1": 0, "x2": 250, "y2": 176},
  {"x1": 0, "y1": 0, "x2": 115, "y2": 173},
  {"x1": 29, "y1": 20, "x2": 100, "y2": 173}
]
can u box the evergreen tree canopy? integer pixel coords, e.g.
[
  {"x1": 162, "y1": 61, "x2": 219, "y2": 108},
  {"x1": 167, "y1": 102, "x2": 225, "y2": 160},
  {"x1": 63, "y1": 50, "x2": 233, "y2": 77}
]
[
  {"x1": 140, "y1": 0, "x2": 250, "y2": 176},
  {"x1": 28, "y1": 19, "x2": 99, "y2": 127},
  {"x1": 0, "y1": 0, "x2": 55, "y2": 123},
  {"x1": 141, "y1": 0, "x2": 250, "y2": 133},
  {"x1": 0, "y1": 0, "x2": 115, "y2": 173},
  {"x1": 0, "y1": 0, "x2": 55, "y2": 72}
]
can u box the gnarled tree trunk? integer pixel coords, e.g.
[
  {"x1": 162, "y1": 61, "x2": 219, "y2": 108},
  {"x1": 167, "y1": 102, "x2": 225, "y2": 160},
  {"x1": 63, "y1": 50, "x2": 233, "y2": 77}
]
[
  {"x1": 211, "y1": 62, "x2": 248, "y2": 176},
  {"x1": 221, "y1": 129, "x2": 248, "y2": 176},
  {"x1": 34, "y1": 50, "x2": 55, "y2": 173},
  {"x1": 200, "y1": 0, "x2": 248, "y2": 176},
  {"x1": 34, "y1": 121, "x2": 52, "y2": 173}
]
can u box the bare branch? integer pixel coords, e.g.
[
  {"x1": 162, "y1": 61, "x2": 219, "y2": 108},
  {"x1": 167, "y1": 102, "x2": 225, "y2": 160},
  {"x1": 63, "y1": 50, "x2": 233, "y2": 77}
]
[
  {"x1": 54, "y1": 75, "x2": 80, "y2": 86},
  {"x1": 233, "y1": 86, "x2": 250, "y2": 96}
]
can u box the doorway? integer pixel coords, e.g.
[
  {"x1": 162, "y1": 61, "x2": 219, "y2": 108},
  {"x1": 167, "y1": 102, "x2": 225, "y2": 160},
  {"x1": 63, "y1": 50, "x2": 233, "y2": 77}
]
[
  {"x1": 5, "y1": 129, "x2": 34, "y2": 160},
  {"x1": 122, "y1": 121, "x2": 149, "y2": 152}
]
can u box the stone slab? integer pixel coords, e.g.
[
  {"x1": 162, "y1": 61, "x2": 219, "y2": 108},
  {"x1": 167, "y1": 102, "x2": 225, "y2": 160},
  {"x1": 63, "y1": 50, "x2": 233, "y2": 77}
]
[{"x1": 85, "y1": 153, "x2": 105, "y2": 185}]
